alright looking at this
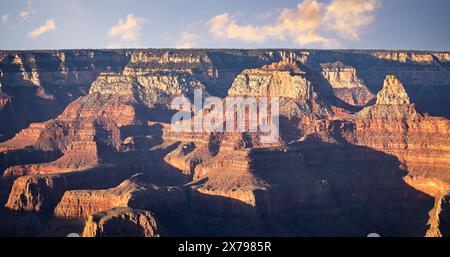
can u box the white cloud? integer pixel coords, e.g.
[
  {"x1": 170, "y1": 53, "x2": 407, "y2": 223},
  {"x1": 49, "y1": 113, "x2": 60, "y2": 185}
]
[
  {"x1": 176, "y1": 31, "x2": 198, "y2": 48},
  {"x1": 0, "y1": 14, "x2": 8, "y2": 23},
  {"x1": 208, "y1": 0, "x2": 381, "y2": 47},
  {"x1": 209, "y1": 13, "x2": 268, "y2": 43},
  {"x1": 28, "y1": 19, "x2": 57, "y2": 38},
  {"x1": 108, "y1": 14, "x2": 144, "y2": 43},
  {"x1": 324, "y1": 0, "x2": 381, "y2": 40},
  {"x1": 208, "y1": 0, "x2": 331, "y2": 46}
]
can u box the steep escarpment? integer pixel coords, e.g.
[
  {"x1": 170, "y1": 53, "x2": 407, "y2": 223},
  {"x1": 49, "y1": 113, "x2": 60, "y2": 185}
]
[
  {"x1": 329, "y1": 75, "x2": 450, "y2": 236},
  {"x1": 305, "y1": 50, "x2": 450, "y2": 117},
  {"x1": 320, "y1": 61, "x2": 374, "y2": 106},
  {"x1": 0, "y1": 49, "x2": 449, "y2": 237},
  {"x1": 0, "y1": 92, "x2": 138, "y2": 177},
  {"x1": 54, "y1": 174, "x2": 147, "y2": 220},
  {"x1": 371, "y1": 51, "x2": 435, "y2": 63},
  {"x1": 90, "y1": 71, "x2": 205, "y2": 107},
  {"x1": 0, "y1": 50, "x2": 131, "y2": 140},
  {"x1": 346, "y1": 75, "x2": 450, "y2": 182},
  {"x1": 5, "y1": 166, "x2": 134, "y2": 213}
]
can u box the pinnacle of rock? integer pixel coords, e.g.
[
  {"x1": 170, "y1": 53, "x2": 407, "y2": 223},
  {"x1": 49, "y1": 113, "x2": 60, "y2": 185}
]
[{"x1": 376, "y1": 75, "x2": 411, "y2": 105}]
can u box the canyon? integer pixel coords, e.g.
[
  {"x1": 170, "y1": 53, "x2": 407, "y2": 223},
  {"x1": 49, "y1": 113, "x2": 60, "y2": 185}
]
[{"x1": 0, "y1": 49, "x2": 449, "y2": 236}]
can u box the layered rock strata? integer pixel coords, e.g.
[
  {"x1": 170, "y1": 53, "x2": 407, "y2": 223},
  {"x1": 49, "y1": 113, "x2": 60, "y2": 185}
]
[
  {"x1": 0, "y1": 49, "x2": 449, "y2": 237},
  {"x1": 82, "y1": 207, "x2": 162, "y2": 237}
]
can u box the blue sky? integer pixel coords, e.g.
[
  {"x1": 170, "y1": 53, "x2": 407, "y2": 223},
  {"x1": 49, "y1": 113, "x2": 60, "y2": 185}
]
[{"x1": 0, "y1": 0, "x2": 449, "y2": 50}]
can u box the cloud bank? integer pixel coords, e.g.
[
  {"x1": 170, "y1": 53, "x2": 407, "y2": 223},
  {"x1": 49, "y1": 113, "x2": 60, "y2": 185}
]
[{"x1": 207, "y1": 0, "x2": 381, "y2": 47}]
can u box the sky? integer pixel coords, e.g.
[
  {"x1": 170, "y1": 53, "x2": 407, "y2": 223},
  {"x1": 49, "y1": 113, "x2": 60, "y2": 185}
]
[{"x1": 0, "y1": 0, "x2": 449, "y2": 50}]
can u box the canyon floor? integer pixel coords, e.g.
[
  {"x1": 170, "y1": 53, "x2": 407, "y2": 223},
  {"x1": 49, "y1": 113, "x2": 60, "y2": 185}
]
[{"x1": 0, "y1": 49, "x2": 449, "y2": 237}]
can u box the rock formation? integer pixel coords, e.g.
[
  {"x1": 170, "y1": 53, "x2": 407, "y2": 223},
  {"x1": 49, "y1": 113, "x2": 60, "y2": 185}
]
[
  {"x1": 375, "y1": 75, "x2": 410, "y2": 105},
  {"x1": 0, "y1": 49, "x2": 449, "y2": 237},
  {"x1": 54, "y1": 174, "x2": 146, "y2": 220},
  {"x1": 349, "y1": 75, "x2": 450, "y2": 183},
  {"x1": 0, "y1": 50, "x2": 130, "y2": 141},
  {"x1": 320, "y1": 61, "x2": 374, "y2": 106},
  {"x1": 228, "y1": 59, "x2": 313, "y2": 100},
  {"x1": 371, "y1": 51, "x2": 435, "y2": 63},
  {"x1": 82, "y1": 207, "x2": 162, "y2": 237}
]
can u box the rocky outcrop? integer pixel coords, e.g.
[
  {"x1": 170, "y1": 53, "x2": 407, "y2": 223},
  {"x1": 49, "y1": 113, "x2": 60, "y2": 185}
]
[
  {"x1": 375, "y1": 75, "x2": 410, "y2": 105},
  {"x1": 5, "y1": 174, "x2": 69, "y2": 212},
  {"x1": 2, "y1": 125, "x2": 99, "y2": 178},
  {"x1": 371, "y1": 51, "x2": 435, "y2": 63},
  {"x1": 326, "y1": 75, "x2": 450, "y2": 236},
  {"x1": 53, "y1": 172, "x2": 193, "y2": 224},
  {"x1": 228, "y1": 59, "x2": 313, "y2": 99},
  {"x1": 403, "y1": 176, "x2": 449, "y2": 237},
  {"x1": 321, "y1": 61, "x2": 367, "y2": 89},
  {"x1": 434, "y1": 53, "x2": 450, "y2": 62},
  {"x1": 320, "y1": 61, "x2": 375, "y2": 106},
  {"x1": 4, "y1": 166, "x2": 134, "y2": 213},
  {"x1": 0, "y1": 73, "x2": 147, "y2": 177},
  {"x1": 163, "y1": 142, "x2": 198, "y2": 177},
  {"x1": 129, "y1": 51, "x2": 204, "y2": 66},
  {"x1": 89, "y1": 71, "x2": 205, "y2": 106},
  {"x1": 82, "y1": 207, "x2": 162, "y2": 237},
  {"x1": 0, "y1": 51, "x2": 130, "y2": 89},
  {"x1": 54, "y1": 174, "x2": 145, "y2": 220},
  {"x1": 349, "y1": 75, "x2": 450, "y2": 183}
]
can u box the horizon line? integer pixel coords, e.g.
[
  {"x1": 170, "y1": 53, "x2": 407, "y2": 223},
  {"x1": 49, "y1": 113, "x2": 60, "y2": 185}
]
[{"x1": 0, "y1": 47, "x2": 449, "y2": 53}]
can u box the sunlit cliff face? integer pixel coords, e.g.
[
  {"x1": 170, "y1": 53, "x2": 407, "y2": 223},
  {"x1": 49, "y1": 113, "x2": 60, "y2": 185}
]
[{"x1": 0, "y1": 49, "x2": 449, "y2": 237}]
